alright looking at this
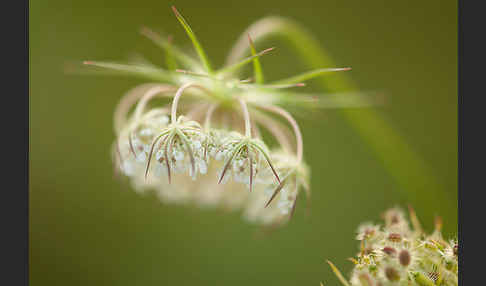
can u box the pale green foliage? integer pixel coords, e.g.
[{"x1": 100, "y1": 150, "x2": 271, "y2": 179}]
[{"x1": 327, "y1": 207, "x2": 458, "y2": 286}]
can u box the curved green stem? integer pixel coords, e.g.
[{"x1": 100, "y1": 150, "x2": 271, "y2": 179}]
[
  {"x1": 171, "y1": 82, "x2": 204, "y2": 124},
  {"x1": 133, "y1": 85, "x2": 175, "y2": 119},
  {"x1": 227, "y1": 16, "x2": 456, "y2": 224},
  {"x1": 204, "y1": 104, "x2": 219, "y2": 130},
  {"x1": 251, "y1": 109, "x2": 293, "y2": 153},
  {"x1": 256, "y1": 104, "x2": 303, "y2": 162}
]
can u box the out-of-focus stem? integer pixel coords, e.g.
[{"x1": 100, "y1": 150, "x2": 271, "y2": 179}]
[
  {"x1": 133, "y1": 85, "x2": 175, "y2": 119},
  {"x1": 171, "y1": 82, "x2": 205, "y2": 124},
  {"x1": 257, "y1": 104, "x2": 303, "y2": 162},
  {"x1": 237, "y1": 97, "x2": 252, "y2": 137},
  {"x1": 204, "y1": 104, "x2": 219, "y2": 130},
  {"x1": 251, "y1": 109, "x2": 293, "y2": 153},
  {"x1": 113, "y1": 84, "x2": 174, "y2": 134}
]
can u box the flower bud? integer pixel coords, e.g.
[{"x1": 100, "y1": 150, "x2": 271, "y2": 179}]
[
  {"x1": 399, "y1": 249, "x2": 410, "y2": 266},
  {"x1": 382, "y1": 247, "x2": 396, "y2": 256},
  {"x1": 388, "y1": 233, "x2": 402, "y2": 242},
  {"x1": 385, "y1": 267, "x2": 400, "y2": 281}
]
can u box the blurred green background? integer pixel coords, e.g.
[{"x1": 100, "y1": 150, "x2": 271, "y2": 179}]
[{"x1": 29, "y1": 0, "x2": 457, "y2": 285}]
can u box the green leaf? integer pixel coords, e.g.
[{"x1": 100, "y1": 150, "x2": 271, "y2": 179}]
[
  {"x1": 140, "y1": 27, "x2": 200, "y2": 70},
  {"x1": 217, "y1": 47, "x2": 274, "y2": 77},
  {"x1": 237, "y1": 82, "x2": 304, "y2": 90},
  {"x1": 172, "y1": 6, "x2": 212, "y2": 73},
  {"x1": 82, "y1": 61, "x2": 174, "y2": 83},
  {"x1": 165, "y1": 35, "x2": 178, "y2": 71},
  {"x1": 248, "y1": 34, "x2": 264, "y2": 83},
  {"x1": 245, "y1": 90, "x2": 384, "y2": 110},
  {"x1": 327, "y1": 261, "x2": 351, "y2": 286},
  {"x1": 276, "y1": 91, "x2": 385, "y2": 109},
  {"x1": 272, "y1": 68, "x2": 351, "y2": 85}
]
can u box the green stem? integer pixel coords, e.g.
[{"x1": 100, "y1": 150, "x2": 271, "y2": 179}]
[{"x1": 226, "y1": 17, "x2": 456, "y2": 225}]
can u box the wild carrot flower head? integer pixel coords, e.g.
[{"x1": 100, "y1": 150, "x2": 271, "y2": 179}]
[
  {"x1": 326, "y1": 206, "x2": 458, "y2": 286},
  {"x1": 86, "y1": 6, "x2": 375, "y2": 226}
]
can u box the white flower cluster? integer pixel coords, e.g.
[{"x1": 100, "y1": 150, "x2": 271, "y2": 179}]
[
  {"x1": 333, "y1": 207, "x2": 458, "y2": 286},
  {"x1": 113, "y1": 109, "x2": 309, "y2": 226},
  {"x1": 84, "y1": 6, "x2": 350, "y2": 226}
]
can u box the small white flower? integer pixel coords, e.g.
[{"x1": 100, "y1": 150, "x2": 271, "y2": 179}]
[
  {"x1": 122, "y1": 160, "x2": 136, "y2": 176},
  {"x1": 330, "y1": 207, "x2": 458, "y2": 286},
  {"x1": 155, "y1": 149, "x2": 164, "y2": 161},
  {"x1": 136, "y1": 151, "x2": 147, "y2": 162},
  {"x1": 155, "y1": 115, "x2": 169, "y2": 126},
  {"x1": 356, "y1": 223, "x2": 381, "y2": 241},
  {"x1": 192, "y1": 140, "x2": 202, "y2": 149},
  {"x1": 196, "y1": 159, "x2": 207, "y2": 174},
  {"x1": 173, "y1": 149, "x2": 184, "y2": 161},
  {"x1": 139, "y1": 128, "x2": 153, "y2": 137}
]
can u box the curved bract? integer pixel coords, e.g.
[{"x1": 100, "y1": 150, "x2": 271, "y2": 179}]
[{"x1": 87, "y1": 6, "x2": 381, "y2": 226}]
